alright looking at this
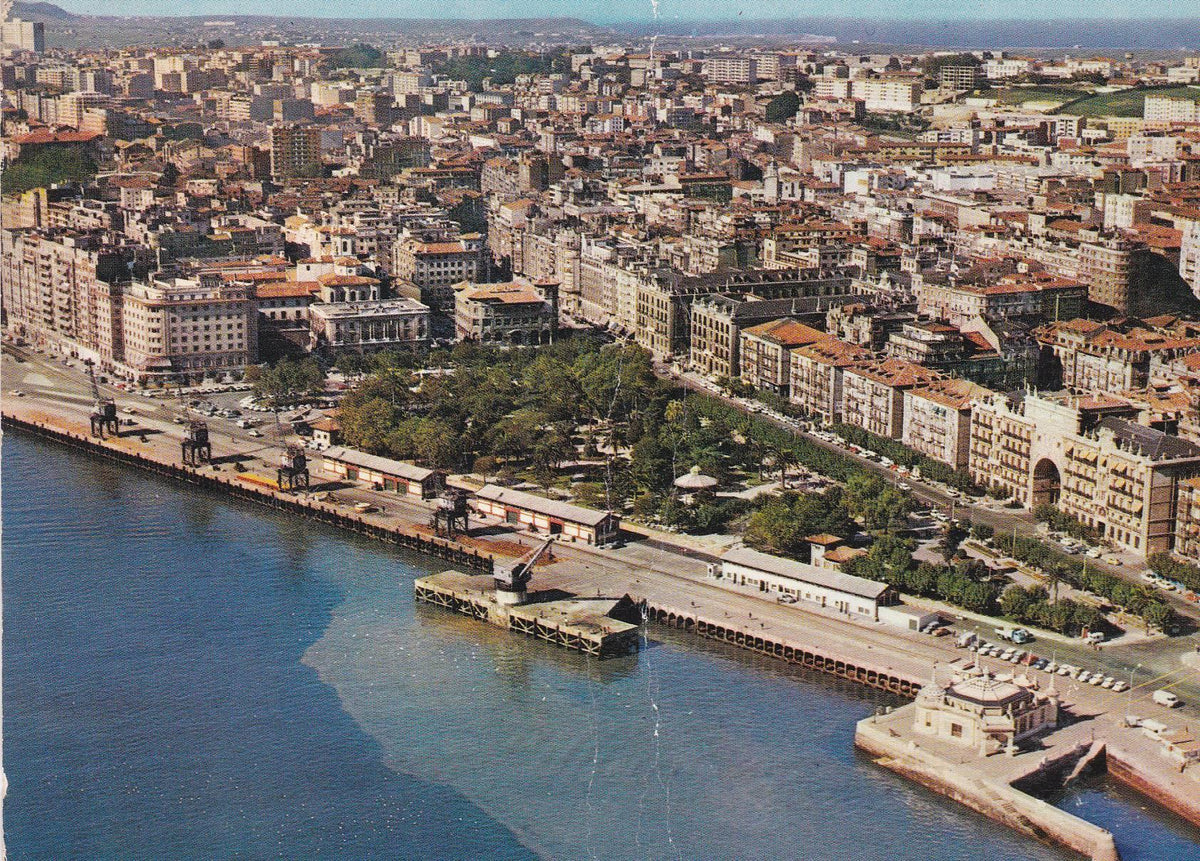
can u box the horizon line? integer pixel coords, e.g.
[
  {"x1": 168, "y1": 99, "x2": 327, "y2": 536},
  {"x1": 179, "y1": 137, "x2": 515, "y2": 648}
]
[{"x1": 28, "y1": 8, "x2": 1200, "y2": 24}]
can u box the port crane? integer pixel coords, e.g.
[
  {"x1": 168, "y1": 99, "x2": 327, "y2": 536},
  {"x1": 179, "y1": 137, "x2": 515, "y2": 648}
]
[
  {"x1": 85, "y1": 360, "x2": 119, "y2": 438},
  {"x1": 430, "y1": 487, "x2": 471, "y2": 539},
  {"x1": 493, "y1": 535, "x2": 555, "y2": 606},
  {"x1": 177, "y1": 389, "x2": 211, "y2": 466},
  {"x1": 271, "y1": 405, "x2": 310, "y2": 492}
]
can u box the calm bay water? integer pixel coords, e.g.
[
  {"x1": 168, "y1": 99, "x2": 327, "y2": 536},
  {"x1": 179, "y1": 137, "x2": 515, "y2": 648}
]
[{"x1": 4, "y1": 432, "x2": 1199, "y2": 860}]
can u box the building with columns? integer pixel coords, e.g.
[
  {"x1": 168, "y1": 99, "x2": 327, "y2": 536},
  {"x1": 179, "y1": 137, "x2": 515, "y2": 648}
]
[{"x1": 309, "y1": 297, "x2": 430, "y2": 354}]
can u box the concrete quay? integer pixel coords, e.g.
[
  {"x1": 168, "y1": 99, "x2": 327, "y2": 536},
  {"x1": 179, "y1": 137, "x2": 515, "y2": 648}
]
[
  {"x1": 856, "y1": 710, "x2": 1120, "y2": 861},
  {"x1": 856, "y1": 679, "x2": 1200, "y2": 861},
  {"x1": 413, "y1": 569, "x2": 641, "y2": 657}
]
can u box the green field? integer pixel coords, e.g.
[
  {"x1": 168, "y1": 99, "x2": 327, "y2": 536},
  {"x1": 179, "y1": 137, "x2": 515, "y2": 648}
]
[
  {"x1": 1058, "y1": 85, "x2": 1200, "y2": 118},
  {"x1": 990, "y1": 86, "x2": 1093, "y2": 107}
]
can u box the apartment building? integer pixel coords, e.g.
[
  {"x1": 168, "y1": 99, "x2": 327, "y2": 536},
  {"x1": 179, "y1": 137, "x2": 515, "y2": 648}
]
[
  {"x1": 1, "y1": 18, "x2": 44, "y2": 53},
  {"x1": 690, "y1": 293, "x2": 852, "y2": 381},
  {"x1": 1180, "y1": 219, "x2": 1200, "y2": 299},
  {"x1": 0, "y1": 227, "x2": 147, "y2": 369},
  {"x1": 1038, "y1": 318, "x2": 1200, "y2": 393},
  {"x1": 938, "y1": 64, "x2": 982, "y2": 91},
  {"x1": 738, "y1": 318, "x2": 829, "y2": 397},
  {"x1": 454, "y1": 279, "x2": 557, "y2": 345},
  {"x1": 916, "y1": 271, "x2": 1087, "y2": 329},
  {"x1": 788, "y1": 338, "x2": 874, "y2": 424},
  {"x1": 120, "y1": 275, "x2": 258, "y2": 381},
  {"x1": 901, "y1": 378, "x2": 991, "y2": 470},
  {"x1": 1078, "y1": 236, "x2": 1143, "y2": 314},
  {"x1": 1059, "y1": 419, "x2": 1200, "y2": 555},
  {"x1": 702, "y1": 56, "x2": 758, "y2": 85},
  {"x1": 762, "y1": 221, "x2": 860, "y2": 270},
  {"x1": 391, "y1": 232, "x2": 486, "y2": 314},
  {"x1": 1144, "y1": 94, "x2": 1200, "y2": 127},
  {"x1": 269, "y1": 124, "x2": 322, "y2": 180},
  {"x1": 964, "y1": 388, "x2": 1152, "y2": 532},
  {"x1": 1173, "y1": 477, "x2": 1200, "y2": 562},
  {"x1": 840, "y1": 358, "x2": 943, "y2": 439},
  {"x1": 850, "y1": 77, "x2": 922, "y2": 113}
]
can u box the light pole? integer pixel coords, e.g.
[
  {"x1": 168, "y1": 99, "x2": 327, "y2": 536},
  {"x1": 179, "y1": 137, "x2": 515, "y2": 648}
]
[{"x1": 1126, "y1": 663, "x2": 1142, "y2": 716}]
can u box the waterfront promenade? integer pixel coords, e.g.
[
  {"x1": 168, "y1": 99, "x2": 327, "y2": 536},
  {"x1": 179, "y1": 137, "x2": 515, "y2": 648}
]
[{"x1": 4, "y1": 354, "x2": 1200, "y2": 857}]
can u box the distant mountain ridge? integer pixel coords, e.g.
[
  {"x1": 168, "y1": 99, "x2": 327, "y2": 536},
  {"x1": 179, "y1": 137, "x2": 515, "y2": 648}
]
[
  {"x1": 7, "y1": 4, "x2": 1197, "y2": 51},
  {"x1": 10, "y1": 2, "x2": 76, "y2": 19}
]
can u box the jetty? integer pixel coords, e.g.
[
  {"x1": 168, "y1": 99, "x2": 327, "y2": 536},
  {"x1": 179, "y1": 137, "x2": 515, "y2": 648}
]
[{"x1": 414, "y1": 570, "x2": 641, "y2": 657}]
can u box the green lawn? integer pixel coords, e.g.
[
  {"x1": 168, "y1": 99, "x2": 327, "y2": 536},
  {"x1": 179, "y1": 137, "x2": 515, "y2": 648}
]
[
  {"x1": 1058, "y1": 85, "x2": 1200, "y2": 118},
  {"x1": 989, "y1": 86, "x2": 1092, "y2": 106}
]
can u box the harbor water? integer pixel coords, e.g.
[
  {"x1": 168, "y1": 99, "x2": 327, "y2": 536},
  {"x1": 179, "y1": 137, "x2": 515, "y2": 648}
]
[{"x1": 4, "y1": 432, "x2": 1199, "y2": 860}]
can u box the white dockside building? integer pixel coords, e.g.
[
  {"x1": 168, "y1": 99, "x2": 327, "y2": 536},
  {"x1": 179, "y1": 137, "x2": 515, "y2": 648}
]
[{"x1": 715, "y1": 546, "x2": 897, "y2": 620}]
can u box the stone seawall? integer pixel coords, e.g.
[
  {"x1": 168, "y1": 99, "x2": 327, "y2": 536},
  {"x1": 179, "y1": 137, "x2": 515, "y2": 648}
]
[
  {"x1": 1106, "y1": 741, "x2": 1200, "y2": 830},
  {"x1": 855, "y1": 716, "x2": 1120, "y2": 861}
]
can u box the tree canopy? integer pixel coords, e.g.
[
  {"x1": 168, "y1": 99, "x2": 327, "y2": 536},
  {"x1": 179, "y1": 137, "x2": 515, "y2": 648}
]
[
  {"x1": 249, "y1": 357, "x2": 326, "y2": 406},
  {"x1": 1, "y1": 145, "x2": 97, "y2": 195},
  {"x1": 432, "y1": 49, "x2": 570, "y2": 90},
  {"x1": 328, "y1": 43, "x2": 386, "y2": 69},
  {"x1": 764, "y1": 90, "x2": 800, "y2": 123}
]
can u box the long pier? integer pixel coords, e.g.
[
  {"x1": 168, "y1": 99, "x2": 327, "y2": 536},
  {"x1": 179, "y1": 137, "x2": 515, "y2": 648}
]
[
  {"x1": 644, "y1": 602, "x2": 923, "y2": 697},
  {"x1": 2, "y1": 415, "x2": 494, "y2": 574}
]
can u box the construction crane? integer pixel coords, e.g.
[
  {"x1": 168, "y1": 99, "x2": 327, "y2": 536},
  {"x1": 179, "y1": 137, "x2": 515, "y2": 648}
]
[
  {"x1": 493, "y1": 536, "x2": 554, "y2": 606},
  {"x1": 177, "y1": 389, "x2": 211, "y2": 466},
  {"x1": 85, "y1": 360, "x2": 118, "y2": 438}
]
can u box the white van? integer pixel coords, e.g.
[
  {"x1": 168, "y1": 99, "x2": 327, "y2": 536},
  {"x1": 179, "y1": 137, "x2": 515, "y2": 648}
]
[{"x1": 1152, "y1": 689, "x2": 1180, "y2": 708}]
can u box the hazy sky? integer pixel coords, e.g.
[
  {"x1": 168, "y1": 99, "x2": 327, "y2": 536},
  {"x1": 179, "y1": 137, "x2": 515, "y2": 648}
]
[{"x1": 48, "y1": 0, "x2": 1198, "y2": 23}]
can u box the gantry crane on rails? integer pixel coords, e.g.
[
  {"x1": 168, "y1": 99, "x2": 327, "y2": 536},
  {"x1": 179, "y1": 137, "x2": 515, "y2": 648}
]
[
  {"x1": 177, "y1": 389, "x2": 211, "y2": 466},
  {"x1": 86, "y1": 361, "x2": 119, "y2": 438}
]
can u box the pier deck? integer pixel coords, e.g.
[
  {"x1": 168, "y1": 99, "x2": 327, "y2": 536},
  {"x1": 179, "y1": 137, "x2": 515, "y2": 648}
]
[{"x1": 414, "y1": 570, "x2": 640, "y2": 657}]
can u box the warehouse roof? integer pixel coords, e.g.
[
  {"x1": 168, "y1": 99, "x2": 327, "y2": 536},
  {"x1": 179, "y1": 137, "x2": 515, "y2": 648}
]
[
  {"x1": 476, "y1": 484, "x2": 615, "y2": 527},
  {"x1": 322, "y1": 446, "x2": 436, "y2": 482},
  {"x1": 722, "y1": 546, "x2": 890, "y2": 601}
]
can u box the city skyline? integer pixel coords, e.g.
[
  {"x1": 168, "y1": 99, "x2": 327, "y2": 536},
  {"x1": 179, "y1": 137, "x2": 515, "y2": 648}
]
[{"x1": 38, "y1": 0, "x2": 1200, "y2": 23}]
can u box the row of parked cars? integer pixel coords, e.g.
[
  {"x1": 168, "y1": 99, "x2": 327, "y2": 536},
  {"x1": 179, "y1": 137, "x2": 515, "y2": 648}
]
[
  {"x1": 958, "y1": 634, "x2": 1132, "y2": 692},
  {"x1": 1140, "y1": 571, "x2": 1200, "y2": 603}
]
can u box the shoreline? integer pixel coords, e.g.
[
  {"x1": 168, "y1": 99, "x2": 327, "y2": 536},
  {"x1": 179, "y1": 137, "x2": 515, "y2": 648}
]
[{"x1": 5, "y1": 408, "x2": 1200, "y2": 858}]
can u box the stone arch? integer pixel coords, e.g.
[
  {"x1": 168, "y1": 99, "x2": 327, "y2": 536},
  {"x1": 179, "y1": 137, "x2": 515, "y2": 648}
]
[{"x1": 1032, "y1": 458, "x2": 1061, "y2": 507}]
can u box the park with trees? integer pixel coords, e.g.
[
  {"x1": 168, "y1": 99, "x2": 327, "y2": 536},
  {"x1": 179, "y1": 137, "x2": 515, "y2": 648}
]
[{"x1": 322, "y1": 336, "x2": 1177, "y2": 635}]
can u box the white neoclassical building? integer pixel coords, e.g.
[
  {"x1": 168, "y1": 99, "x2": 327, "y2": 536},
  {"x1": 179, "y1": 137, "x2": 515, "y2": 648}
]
[{"x1": 913, "y1": 666, "x2": 1059, "y2": 756}]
